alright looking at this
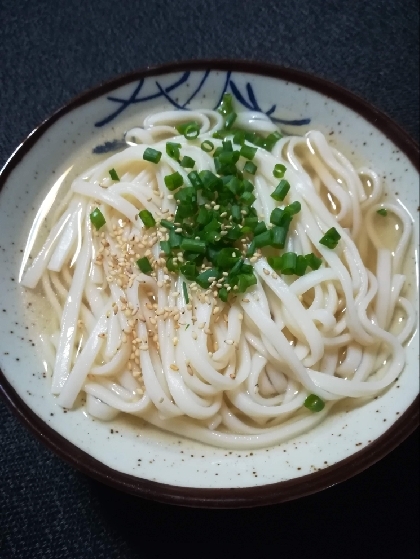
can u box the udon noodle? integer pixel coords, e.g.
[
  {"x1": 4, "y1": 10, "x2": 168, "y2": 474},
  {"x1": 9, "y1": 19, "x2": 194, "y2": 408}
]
[{"x1": 21, "y1": 107, "x2": 416, "y2": 449}]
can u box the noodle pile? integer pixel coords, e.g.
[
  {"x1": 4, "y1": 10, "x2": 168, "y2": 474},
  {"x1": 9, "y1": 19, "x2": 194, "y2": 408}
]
[{"x1": 21, "y1": 108, "x2": 415, "y2": 449}]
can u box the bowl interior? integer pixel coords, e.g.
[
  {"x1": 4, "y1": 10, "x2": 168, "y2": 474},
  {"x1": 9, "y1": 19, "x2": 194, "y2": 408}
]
[{"x1": 0, "y1": 65, "x2": 418, "y2": 500}]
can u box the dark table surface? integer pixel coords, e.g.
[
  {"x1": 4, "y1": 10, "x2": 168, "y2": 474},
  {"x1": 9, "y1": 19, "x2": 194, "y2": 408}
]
[{"x1": 0, "y1": 1, "x2": 418, "y2": 558}]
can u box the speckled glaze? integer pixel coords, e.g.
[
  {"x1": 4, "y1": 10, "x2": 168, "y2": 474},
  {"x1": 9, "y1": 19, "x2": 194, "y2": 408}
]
[{"x1": 0, "y1": 62, "x2": 418, "y2": 507}]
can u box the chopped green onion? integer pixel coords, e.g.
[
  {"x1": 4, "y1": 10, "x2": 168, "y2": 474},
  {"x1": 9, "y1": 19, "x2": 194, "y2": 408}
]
[
  {"x1": 245, "y1": 239, "x2": 256, "y2": 257},
  {"x1": 273, "y1": 164, "x2": 286, "y2": 178},
  {"x1": 295, "y1": 255, "x2": 309, "y2": 276},
  {"x1": 377, "y1": 208, "x2": 388, "y2": 216},
  {"x1": 176, "y1": 121, "x2": 200, "y2": 139},
  {"x1": 166, "y1": 257, "x2": 179, "y2": 272},
  {"x1": 196, "y1": 268, "x2": 220, "y2": 288},
  {"x1": 319, "y1": 227, "x2": 341, "y2": 249},
  {"x1": 216, "y1": 248, "x2": 241, "y2": 269},
  {"x1": 237, "y1": 273, "x2": 257, "y2": 293},
  {"x1": 175, "y1": 120, "x2": 200, "y2": 136},
  {"x1": 243, "y1": 161, "x2": 257, "y2": 175},
  {"x1": 183, "y1": 281, "x2": 190, "y2": 303},
  {"x1": 201, "y1": 140, "x2": 214, "y2": 153},
  {"x1": 284, "y1": 201, "x2": 301, "y2": 216},
  {"x1": 143, "y1": 147, "x2": 162, "y2": 164},
  {"x1": 136, "y1": 257, "x2": 152, "y2": 274},
  {"x1": 243, "y1": 216, "x2": 258, "y2": 229},
  {"x1": 180, "y1": 238, "x2": 206, "y2": 254},
  {"x1": 270, "y1": 207, "x2": 285, "y2": 226},
  {"x1": 231, "y1": 205, "x2": 242, "y2": 223},
  {"x1": 304, "y1": 394, "x2": 325, "y2": 412},
  {"x1": 267, "y1": 256, "x2": 283, "y2": 270},
  {"x1": 218, "y1": 287, "x2": 229, "y2": 302},
  {"x1": 164, "y1": 172, "x2": 184, "y2": 191},
  {"x1": 180, "y1": 262, "x2": 197, "y2": 283},
  {"x1": 271, "y1": 180, "x2": 290, "y2": 202},
  {"x1": 225, "y1": 112, "x2": 237, "y2": 130},
  {"x1": 270, "y1": 226, "x2": 287, "y2": 249},
  {"x1": 188, "y1": 170, "x2": 203, "y2": 189},
  {"x1": 199, "y1": 170, "x2": 222, "y2": 191},
  {"x1": 180, "y1": 156, "x2": 196, "y2": 168},
  {"x1": 185, "y1": 324, "x2": 190, "y2": 330},
  {"x1": 240, "y1": 191, "x2": 256, "y2": 206},
  {"x1": 160, "y1": 240, "x2": 171, "y2": 255},
  {"x1": 168, "y1": 230, "x2": 183, "y2": 248},
  {"x1": 254, "y1": 230, "x2": 272, "y2": 248},
  {"x1": 90, "y1": 208, "x2": 106, "y2": 230},
  {"x1": 139, "y1": 209, "x2": 156, "y2": 228},
  {"x1": 240, "y1": 145, "x2": 257, "y2": 160},
  {"x1": 305, "y1": 253, "x2": 322, "y2": 270},
  {"x1": 280, "y1": 252, "x2": 297, "y2": 275},
  {"x1": 166, "y1": 142, "x2": 181, "y2": 160},
  {"x1": 233, "y1": 130, "x2": 245, "y2": 145},
  {"x1": 263, "y1": 131, "x2": 283, "y2": 151},
  {"x1": 109, "y1": 168, "x2": 120, "y2": 181},
  {"x1": 254, "y1": 222, "x2": 267, "y2": 236},
  {"x1": 217, "y1": 93, "x2": 234, "y2": 116},
  {"x1": 160, "y1": 219, "x2": 175, "y2": 230}
]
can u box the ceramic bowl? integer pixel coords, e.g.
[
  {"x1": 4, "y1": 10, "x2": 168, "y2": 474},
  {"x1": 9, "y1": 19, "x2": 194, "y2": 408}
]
[{"x1": 0, "y1": 61, "x2": 418, "y2": 508}]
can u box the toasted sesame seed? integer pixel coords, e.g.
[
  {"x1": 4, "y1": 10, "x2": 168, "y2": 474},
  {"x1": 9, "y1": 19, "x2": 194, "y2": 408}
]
[
  {"x1": 263, "y1": 268, "x2": 270, "y2": 275},
  {"x1": 170, "y1": 364, "x2": 179, "y2": 371}
]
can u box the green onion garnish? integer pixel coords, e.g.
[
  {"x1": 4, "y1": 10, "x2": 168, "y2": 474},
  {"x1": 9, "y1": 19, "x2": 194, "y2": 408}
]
[
  {"x1": 90, "y1": 208, "x2": 106, "y2": 230},
  {"x1": 136, "y1": 257, "x2": 153, "y2": 274},
  {"x1": 109, "y1": 168, "x2": 120, "y2": 181},
  {"x1": 377, "y1": 208, "x2": 388, "y2": 216},
  {"x1": 271, "y1": 180, "x2": 290, "y2": 202},
  {"x1": 304, "y1": 394, "x2": 325, "y2": 412},
  {"x1": 284, "y1": 201, "x2": 301, "y2": 216},
  {"x1": 164, "y1": 172, "x2": 184, "y2": 191},
  {"x1": 160, "y1": 219, "x2": 175, "y2": 230},
  {"x1": 180, "y1": 156, "x2": 196, "y2": 169},
  {"x1": 139, "y1": 209, "x2": 156, "y2": 228},
  {"x1": 143, "y1": 148, "x2": 162, "y2": 164},
  {"x1": 166, "y1": 142, "x2": 181, "y2": 160},
  {"x1": 273, "y1": 164, "x2": 286, "y2": 178},
  {"x1": 182, "y1": 281, "x2": 189, "y2": 303},
  {"x1": 217, "y1": 93, "x2": 234, "y2": 116},
  {"x1": 319, "y1": 227, "x2": 341, "y2": 249},
  {"x1": 160, "y1": 240, "x2": 171, "y2": 255},
  {"x1": 176, "y1": 121, "x2": 200, "y2": 140},
  {"x1": 263, "y1": 131, "x2": 283, "y2": 151},
  {"x1": 295, "y1": 255, "x2": 309, "y2": 276},
  {"x1": 201, "y1": 140, "x2": 214, "y2": 153},
  {"x1": 305, "y1": 253, "x2": 322, "y2": 270},
  {"x1": 270, "y1": 226, "x2": 287, "y2": 249},
  {"x1": 244, "y1": 161, "x2": 257, "y2": 175},
  {"x1": 280, "y1": 252, "x2": 297, "y2": 275},
  {"x1": 240, "y1": 145, "x2": 257, "y2": 160},
  {"x1": 180, "y1": 238, "x2": 206, "y2": 254},
  {"x1": 254, "y1": 230, "x2": 272, "y2": 248},
  {"x1": 225, "y1": 112, "x2": 237, "y2": 130}
]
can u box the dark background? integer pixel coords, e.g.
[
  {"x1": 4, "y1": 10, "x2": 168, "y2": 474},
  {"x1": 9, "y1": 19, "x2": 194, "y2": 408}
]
[{"x1": 0, "y1": 1, "x2": 418, "y2": 558}]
